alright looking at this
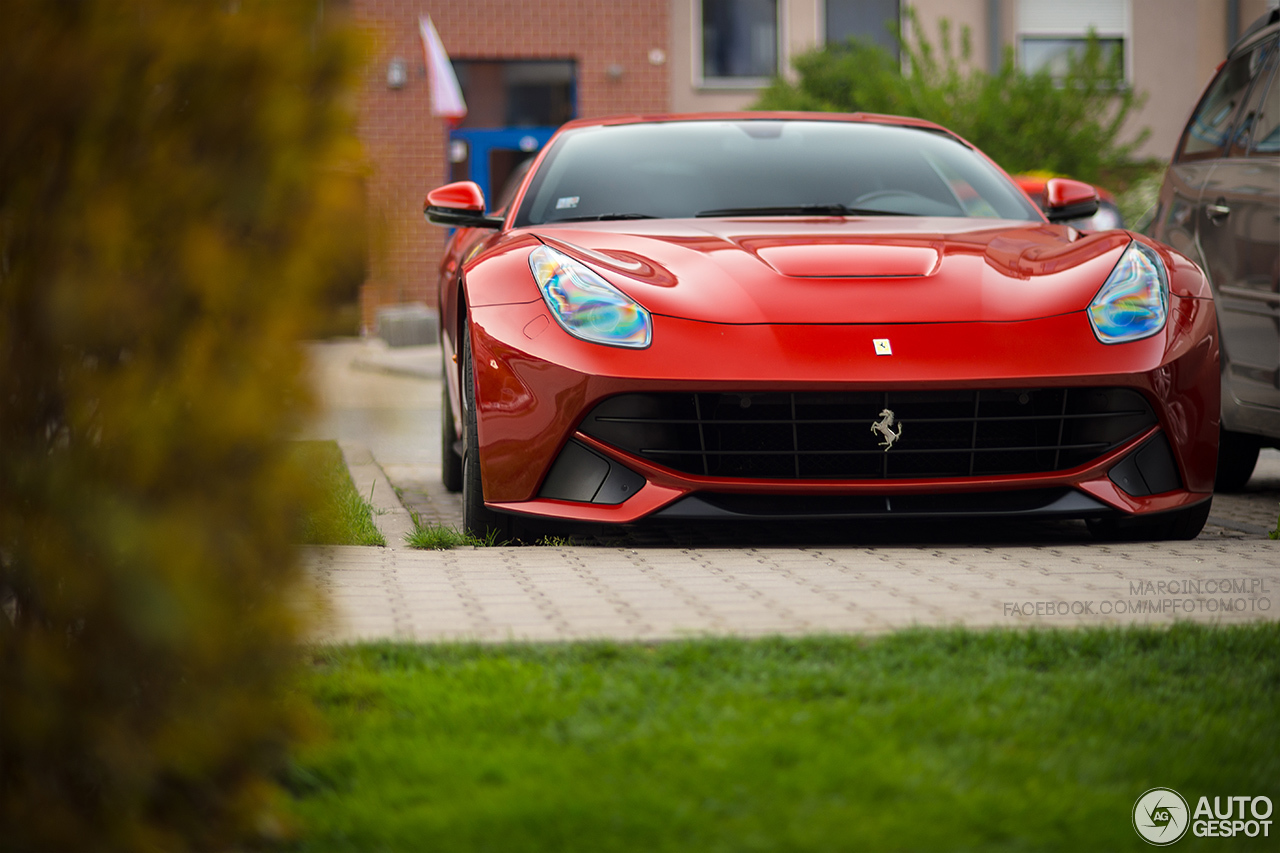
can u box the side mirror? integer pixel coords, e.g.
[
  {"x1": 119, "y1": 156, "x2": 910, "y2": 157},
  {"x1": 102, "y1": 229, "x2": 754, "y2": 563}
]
[
  {"x1": 1043, "y1": 178, "x2": 1100, "y2": 223},
  {"x1": 424, "y1": 181, "x2": 504, "y2": 229}
]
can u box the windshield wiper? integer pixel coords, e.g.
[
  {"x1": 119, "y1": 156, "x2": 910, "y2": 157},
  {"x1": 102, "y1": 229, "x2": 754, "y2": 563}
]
[
  {"x1": 553, "y1": 212, "x2": 658, "y2": 222},
  {"x1": 694, "y1": 204, "x2": 911, "y2": 218}
]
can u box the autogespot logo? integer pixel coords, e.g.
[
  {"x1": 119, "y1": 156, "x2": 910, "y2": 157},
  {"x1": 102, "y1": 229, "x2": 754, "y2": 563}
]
[{"x1": 1134, "y1": 788, "x2": 1191, "y2": 845}]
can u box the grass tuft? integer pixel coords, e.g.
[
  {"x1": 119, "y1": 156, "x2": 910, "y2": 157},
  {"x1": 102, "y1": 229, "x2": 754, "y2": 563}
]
[{"x1": 404, "y1": 514, "x2": 497, "y2": 549}]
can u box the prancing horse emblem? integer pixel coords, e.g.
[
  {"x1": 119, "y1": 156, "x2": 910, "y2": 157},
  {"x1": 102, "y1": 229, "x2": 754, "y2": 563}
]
[{"x1": 871, "y1": 408, "x2": 903, "y2": 450}]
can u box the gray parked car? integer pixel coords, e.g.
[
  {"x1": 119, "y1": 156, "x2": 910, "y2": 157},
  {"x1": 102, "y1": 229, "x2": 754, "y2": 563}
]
[{"x1": 1150, "y1": 9, "x2": 1280, "y2": 489}]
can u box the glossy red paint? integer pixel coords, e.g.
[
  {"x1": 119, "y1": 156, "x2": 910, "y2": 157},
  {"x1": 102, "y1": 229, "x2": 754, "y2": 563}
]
[
  {"x1": 533, "y1": 222, "x2": 1139, "y2": 324},
  {"x1": 752, "y1": 240, "x2": 941, "y2": 277},
  {"x1": 429, "y1": 112, "x2": 1220, "y2": 535},
  {"x1": 1014, "y1": 174, "x2": 1117, "y2": 206},
  {"x1": 425, "y1": 180, "x2": 486, "y2": 212},
  {"x1": 1044, "y1": 177, "x2": 1100, "y2": 212},
  {"x1": 467, "y1": 291, "x2": 1219, "y2": 509}
]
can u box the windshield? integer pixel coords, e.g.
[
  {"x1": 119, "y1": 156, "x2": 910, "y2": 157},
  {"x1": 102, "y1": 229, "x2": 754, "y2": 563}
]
[{"x1": 514, "y1": 120, "x2": 1041, "y2": 226}]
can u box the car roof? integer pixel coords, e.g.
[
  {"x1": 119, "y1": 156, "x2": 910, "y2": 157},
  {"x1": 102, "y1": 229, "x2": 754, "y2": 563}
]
[
  {"x1": 1232, "y1": 8, "x2": 1279, "y2": 55},
  {"x1": 551, "y1": 111, "x2": 968, "y2": 144}
]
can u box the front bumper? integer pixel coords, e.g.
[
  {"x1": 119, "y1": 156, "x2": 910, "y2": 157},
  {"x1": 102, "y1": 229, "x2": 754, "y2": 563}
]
[{"x1": 467, "y1": 293, "x2": 1218, "y2": 525}]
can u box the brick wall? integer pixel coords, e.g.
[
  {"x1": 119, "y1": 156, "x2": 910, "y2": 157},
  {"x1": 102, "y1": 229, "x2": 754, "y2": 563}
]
[{"x1": 353, "y1": 0, "x2": 670, "y2": 331}]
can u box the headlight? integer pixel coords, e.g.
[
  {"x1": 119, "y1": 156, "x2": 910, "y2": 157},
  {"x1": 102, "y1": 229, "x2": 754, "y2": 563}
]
[
  {"x1": 529, "y1": 245, "x2": 652, "y2": 348},
  {"x1": 1088, "y1": 241, "x2": 1168, "y2": 344}
]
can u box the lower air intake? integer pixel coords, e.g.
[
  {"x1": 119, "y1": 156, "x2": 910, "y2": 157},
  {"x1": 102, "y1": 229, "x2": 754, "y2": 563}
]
[{"x1": 579, "y1": 388, "x2": 1156, "y2": 480}]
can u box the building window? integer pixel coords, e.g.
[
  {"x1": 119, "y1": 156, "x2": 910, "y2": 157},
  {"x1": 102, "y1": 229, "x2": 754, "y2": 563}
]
[
  {"x1": 701, "y1": 0, "x2": 778, "y2": 82},
  {"x1": 825, "y1": 0, "x2": 900, "y2": 59},
  {"x1": 1017, "y1": 0, "x2": 1130, "y2": 82},
  {"x1": 1021, "y1": 37, "x2": 1124, "y2": 78},
  {"x1": 452, "y1": 60, "x2": 575, "y2": 129}
]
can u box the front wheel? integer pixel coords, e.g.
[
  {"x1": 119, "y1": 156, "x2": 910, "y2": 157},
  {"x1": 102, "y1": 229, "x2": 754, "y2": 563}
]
[
  {"x1": 441, "y1": 383, "x2": 463, "y2": 493},
  {"x1": 1086, "y1": 499, "x2": 1212, "y2": 542},
  {"x1": 460, "y1": 318, "x2": 515, "y2": 542}
]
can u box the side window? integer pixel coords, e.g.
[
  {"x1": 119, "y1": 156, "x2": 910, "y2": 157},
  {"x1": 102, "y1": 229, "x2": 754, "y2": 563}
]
[
  {"x1": 1248, "y1": 46, "x2": 1280, "y2": 156},
  {"x1": 1229, "y1": 38, "x2": 1279, "y2": 157},
  {"x1": 491, "y1": 156, "x2": 535, "y2": 216},
  {"x1": 1177, "y1": 41, "x2": 1268, "y2": 162}
]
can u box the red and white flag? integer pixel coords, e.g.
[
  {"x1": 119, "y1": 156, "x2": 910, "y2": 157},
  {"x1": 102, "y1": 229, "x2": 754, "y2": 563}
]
[{"x1": 419, "y1": 15, "x2": 466, "y2": 124}]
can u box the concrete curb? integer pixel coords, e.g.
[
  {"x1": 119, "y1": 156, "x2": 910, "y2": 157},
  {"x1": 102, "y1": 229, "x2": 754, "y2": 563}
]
[
  {"x1": 339, "y1": 441, "x2": 416, "y2": 550},
  {"x1": 348, "y1": 340, "x2": 441, "y2": 380}
]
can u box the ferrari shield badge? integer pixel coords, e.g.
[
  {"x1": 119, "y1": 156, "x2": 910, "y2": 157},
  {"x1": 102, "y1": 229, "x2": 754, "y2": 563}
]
[
  {"x1": 871, "y1": 408, "x2": 903, "y2": 450},
  {"x1": 873, "y1": 338, "x2": 892, "y2": 355}
]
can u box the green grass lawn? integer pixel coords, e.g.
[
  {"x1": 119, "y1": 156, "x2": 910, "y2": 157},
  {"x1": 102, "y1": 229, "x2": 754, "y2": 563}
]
[
  {"x1": 285, "y1": 623, "x2": 1279, "y2": 852},
  {"x1": 293, "y1": 440, "x2": 385, "y2": 547}
]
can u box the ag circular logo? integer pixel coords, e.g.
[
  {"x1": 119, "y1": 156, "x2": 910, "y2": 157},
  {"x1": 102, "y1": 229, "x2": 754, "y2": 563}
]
[{"x1": 1134, "y1": 787, "x2": 1190, "y2": 845}]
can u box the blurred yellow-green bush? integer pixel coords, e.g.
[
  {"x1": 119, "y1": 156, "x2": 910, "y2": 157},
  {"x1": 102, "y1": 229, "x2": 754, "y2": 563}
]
[{"x1": 0, "y1": 1, "x2": 364, "y2": 849}]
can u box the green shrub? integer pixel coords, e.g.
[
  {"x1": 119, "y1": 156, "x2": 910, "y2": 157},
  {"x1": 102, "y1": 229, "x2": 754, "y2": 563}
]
[
  {"x1": 0, "y1": 1, "x2": 363, "y2": 850},
  {"x1": 754, "y1": 10, "x2": 1149, "y2": 184}
]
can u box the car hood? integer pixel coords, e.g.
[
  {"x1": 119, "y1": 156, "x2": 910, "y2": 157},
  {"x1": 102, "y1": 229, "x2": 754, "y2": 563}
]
[{"x1": 529, "y1": 217, "x2": 1131, "y2": 325}]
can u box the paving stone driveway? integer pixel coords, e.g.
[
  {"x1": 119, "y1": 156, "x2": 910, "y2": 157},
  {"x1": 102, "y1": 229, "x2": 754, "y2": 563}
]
[
  {"x1": 301, "y1": 341, "x2": 1280, "y2": 644},
  {"x1": 306, "y1": 540, "x2": 1278, "y2": 643}
]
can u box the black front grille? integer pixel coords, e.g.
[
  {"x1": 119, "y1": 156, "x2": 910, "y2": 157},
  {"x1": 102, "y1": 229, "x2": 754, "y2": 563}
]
[{"x1": 579, "y1": 389, "x2": 1156, "y2": 480}]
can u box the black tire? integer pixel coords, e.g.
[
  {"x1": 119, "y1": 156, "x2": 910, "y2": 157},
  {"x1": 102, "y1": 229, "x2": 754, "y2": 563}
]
[
  {"x1": 1215, "y1": 428, "x2": 1260, "y2": 492},
  {"x1": 1086, "y1": 498, "x2": 1212, "y2": 542},
  {"x1": 460, "y1": 319, "x2": 514, "y2": 542},
  {"x1": 441, "y1": 383, "x2": 463, "y2": 493}
]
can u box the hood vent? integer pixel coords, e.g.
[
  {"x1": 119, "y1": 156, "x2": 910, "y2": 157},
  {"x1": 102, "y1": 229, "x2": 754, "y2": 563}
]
[{"x1": 752, "y1": 242, "x2": 940, "y2": 277}]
